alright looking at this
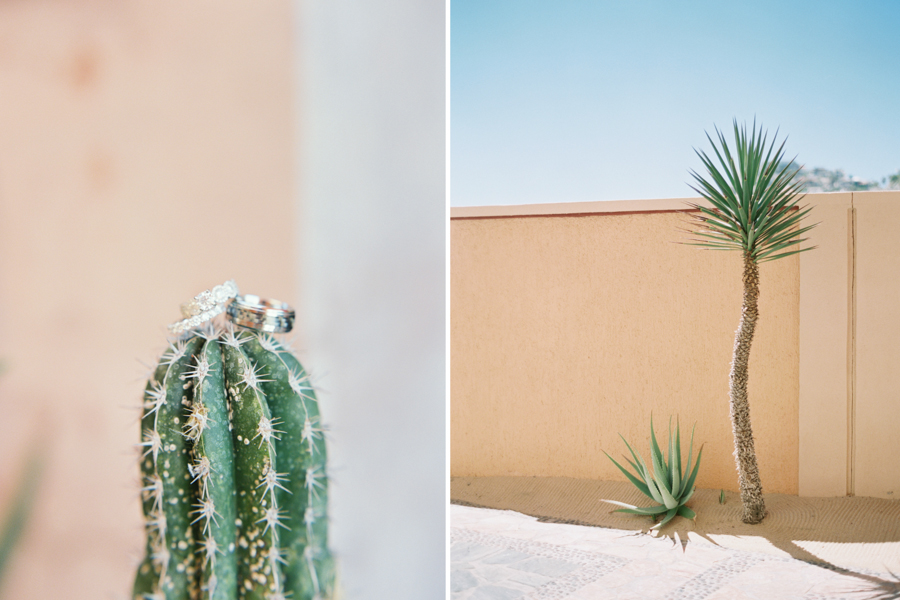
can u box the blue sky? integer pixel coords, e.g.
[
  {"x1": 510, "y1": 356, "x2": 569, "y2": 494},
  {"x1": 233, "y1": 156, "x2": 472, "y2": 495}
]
[{"x1": 451, "y1": 0, "x2": 900, "y2": 206}]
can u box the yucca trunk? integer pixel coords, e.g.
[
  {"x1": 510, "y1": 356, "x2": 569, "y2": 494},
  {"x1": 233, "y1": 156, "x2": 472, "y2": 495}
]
[{"x1": 730, "y1": 252, "x2": 767, "y2": 524}]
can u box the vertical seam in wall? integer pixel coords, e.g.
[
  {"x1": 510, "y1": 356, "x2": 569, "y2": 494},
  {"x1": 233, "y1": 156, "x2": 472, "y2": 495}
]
[{"x1": 848, "y1": 196, "x2": 857, "y2": 496}]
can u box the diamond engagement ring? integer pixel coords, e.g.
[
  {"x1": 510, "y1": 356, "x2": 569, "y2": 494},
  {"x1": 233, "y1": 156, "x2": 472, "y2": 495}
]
[
  {"x1": 168, "y1": 280, "x2": 240, "y2": 335},
  {"x1": 168, "y1": 305, "x2": 226, "y2": 335},
  {"x1": 226, "y1": 294, "x2": 295, "y2": 334},
  {"x1": 180, "y1": 280, "x2": 239, "y2": 317}
]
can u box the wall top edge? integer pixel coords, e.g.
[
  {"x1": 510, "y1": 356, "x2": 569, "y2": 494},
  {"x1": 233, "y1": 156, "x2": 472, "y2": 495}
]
[
  {"x1": 450, "y1": 191, "x2": 876, "y2": 220},
  {"x1": 450, "y1": 198, "x2": 701, "y2": 219}
]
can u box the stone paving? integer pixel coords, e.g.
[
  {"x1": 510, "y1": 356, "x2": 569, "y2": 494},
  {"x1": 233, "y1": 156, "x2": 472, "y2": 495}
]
[{"x1": 451, "y1": 504, "x2": 900, "y2": 600}]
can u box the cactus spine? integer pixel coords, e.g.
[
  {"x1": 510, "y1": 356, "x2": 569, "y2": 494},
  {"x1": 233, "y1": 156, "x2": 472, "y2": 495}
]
[{"x1": 134, "y1": 324, "x2": 334, "y2": 600}]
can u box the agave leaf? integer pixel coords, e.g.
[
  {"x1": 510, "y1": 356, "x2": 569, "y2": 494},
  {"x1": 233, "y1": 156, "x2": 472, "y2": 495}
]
[
  {"x1": 626, "y1": 439, "x2": 656, "y2": 482},
  {"x1": 601, "y1": 499, "x2": 667, "y2": 516},
  {"x1": 672, "y1": 417, "x2": 682, "y2": 496},
  {"x1": 667, "y1": 417, "x2": 675, "y2": 490},
  {"x1": 677, "y1": 505, "x2": 697, "y2": 520},
  {"x1": 620, "y1": 434, "x2": 664, "y2": 505},
  {"x1": 622, "y1": 455, "x2": 643, "y2": 477},
  {"x1": 600, "y1": 499, "x2": 639, "y2": 510},
  {"x1": 680, "y1": 484, "x2": 697, "y2": 505},
  {"x1": 648, "y1": 416, "x2": 668, "y2": 484},
  {"x1": 650, "y1": 467, "x2": 678, "y2": 510},
  {"x1": 644, "y1": 469, "x2": 665, "y2": 506},
  {"x1": 651, "y1": 507, "x2": 679, "y2": 530},
  {"x1": 682, "y1": 424, "x2": 696, "y2": 492},
  {"x1": 616, "y1": 507, "x2": 666, "y2": 516},
  {"x1": 681, "y1": 444, "x2": 704, "y2": 498},
  {"x1": 624, "y1": 455, "x2": 665, "y2": 504},
  {"x1": 619, "y1": 433, "x2": 651, "y2": 480},
  {"x1": 602, "y1": 451, "x2": 653, "y2": 500}
]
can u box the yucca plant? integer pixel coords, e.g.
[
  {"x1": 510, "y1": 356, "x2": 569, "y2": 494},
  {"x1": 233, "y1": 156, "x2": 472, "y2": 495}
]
[
  {"x1": 684, "y1": 119, "x2": 817, "y2": 524},
  {"x1": 602, "y1": 416, "x2": 702, "y2": 530}
]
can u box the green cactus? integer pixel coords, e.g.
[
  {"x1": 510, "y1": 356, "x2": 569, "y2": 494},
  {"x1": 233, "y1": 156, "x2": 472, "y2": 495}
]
[{"x1": 133, "y1": 323, "x2": 334, "y2": 600}]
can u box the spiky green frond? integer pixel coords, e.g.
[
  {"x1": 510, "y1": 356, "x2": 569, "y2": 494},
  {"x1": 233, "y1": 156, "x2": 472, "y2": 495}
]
[{"x1": 684, "y1": 119, "x2": 818, "y2": 263}]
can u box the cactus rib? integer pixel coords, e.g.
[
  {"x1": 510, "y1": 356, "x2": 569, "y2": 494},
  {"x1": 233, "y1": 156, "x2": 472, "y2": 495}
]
[
  {"x1": 136, "y1": 338, "x2": 204, "y2": 600},
  {"x1": 242, "y1": 334, "x2": 335, "y2": 599},
  {"x1": 186, "y1": 339, "x2": 237, "y2": 599}
]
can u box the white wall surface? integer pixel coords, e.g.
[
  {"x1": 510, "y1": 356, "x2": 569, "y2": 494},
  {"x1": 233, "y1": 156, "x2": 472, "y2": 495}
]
[{"x1": 294, "y1": 2, "x2": 446, "y2": 598}]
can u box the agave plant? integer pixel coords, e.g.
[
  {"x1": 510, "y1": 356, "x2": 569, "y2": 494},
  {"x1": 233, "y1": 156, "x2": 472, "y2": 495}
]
[{"x1": 602, "y1": 416, "x2": 702, "y2": 530}]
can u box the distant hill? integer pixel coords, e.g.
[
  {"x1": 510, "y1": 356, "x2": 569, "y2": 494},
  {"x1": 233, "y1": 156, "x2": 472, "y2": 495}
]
[{"x1": 780, "y1": 164, "x2": 900, "y2": 192}]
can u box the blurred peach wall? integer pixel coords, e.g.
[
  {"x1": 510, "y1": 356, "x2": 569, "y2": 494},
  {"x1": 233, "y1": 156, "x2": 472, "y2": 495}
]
[{"x1": 0, "y1": 2, "x2": 296, "y2": 598}]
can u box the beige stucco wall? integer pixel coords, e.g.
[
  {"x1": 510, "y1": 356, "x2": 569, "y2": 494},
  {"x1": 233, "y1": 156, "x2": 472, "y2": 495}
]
[
  {"x1": 854, "y1": 192, "x2": 900, "y2": 499},
  {"x1": 0, "y1": 3, "x2": 296, "y2": 598},
  {"x1": 451, "y1": 200, "x2": 801, "y2": 494},
  {"x1": 452, "y1": 192, "x2": 900, "y2": 500},
  {"x1": 796, "y1": 191, "x2": 900, "y2": 499},
  {"x1": 798, "y1": 193, "x2": 852, "y2": 497}
]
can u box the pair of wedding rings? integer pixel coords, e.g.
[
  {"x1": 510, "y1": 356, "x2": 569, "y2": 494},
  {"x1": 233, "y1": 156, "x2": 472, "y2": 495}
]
[{"x1": 168, "y1": 280, "x2": 295, "y2": 335}]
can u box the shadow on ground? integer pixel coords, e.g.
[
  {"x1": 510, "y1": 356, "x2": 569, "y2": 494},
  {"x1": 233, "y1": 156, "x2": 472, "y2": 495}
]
[{"x1": 451, "y1": 476, "x2": 900, "y2": 599}]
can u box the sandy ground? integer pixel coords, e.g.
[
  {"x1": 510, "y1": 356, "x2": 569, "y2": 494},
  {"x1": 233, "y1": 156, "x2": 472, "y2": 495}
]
[{"x1": 451, "y1": 476, "x2": 900, "y2": 577}]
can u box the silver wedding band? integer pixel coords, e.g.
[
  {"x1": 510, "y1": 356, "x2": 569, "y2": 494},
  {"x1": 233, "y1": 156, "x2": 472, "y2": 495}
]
[{"x1": 226, "y1": 294, "x2": 295, "y2": 334}]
